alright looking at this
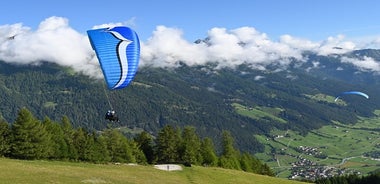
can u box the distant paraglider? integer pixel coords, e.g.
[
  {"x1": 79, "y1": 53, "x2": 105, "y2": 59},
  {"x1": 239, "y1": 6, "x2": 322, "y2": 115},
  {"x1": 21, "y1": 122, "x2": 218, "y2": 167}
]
[
  {"x1": 87, "y1": 26, "x2": 140, "y2": 122},
  {"x1": 334, "y1": 91, "x2": 369, "y2": 102}
]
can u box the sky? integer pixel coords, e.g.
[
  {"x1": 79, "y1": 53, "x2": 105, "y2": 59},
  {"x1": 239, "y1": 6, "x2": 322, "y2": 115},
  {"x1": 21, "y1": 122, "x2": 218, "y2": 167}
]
[{"x1": 1, "y1": 0, "x2": 380, "y2": 77}]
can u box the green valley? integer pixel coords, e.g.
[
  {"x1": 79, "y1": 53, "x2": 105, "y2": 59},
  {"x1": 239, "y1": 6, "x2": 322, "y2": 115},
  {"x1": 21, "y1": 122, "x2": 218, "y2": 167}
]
[{"x1": 253, "y1": 113, "x2": 380, "y2": 180}]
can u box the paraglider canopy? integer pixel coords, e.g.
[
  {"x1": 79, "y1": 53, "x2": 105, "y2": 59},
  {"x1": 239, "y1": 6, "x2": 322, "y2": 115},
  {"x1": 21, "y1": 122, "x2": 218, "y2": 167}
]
[
  {"x1": 334, "y1": 91, "x2": 369, "y2": 102},
  {"x1": 87, "y1": 26, "x2": 140, "y2": 90},
  {"x1": 87, "y1": 26, "x2": 140, "y2": 123}
]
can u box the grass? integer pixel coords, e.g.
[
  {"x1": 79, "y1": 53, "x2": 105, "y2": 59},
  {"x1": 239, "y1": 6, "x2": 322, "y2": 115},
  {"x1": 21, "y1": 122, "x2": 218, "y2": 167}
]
[
  {"x1": 303, "y1": 93, "x2": 346, "y2": 106},
  {"x1": 232, "y1": 102, "x2": 380, "y2": 178},
  {"x1": 232, "y1": 103, "x2": 287, "y2": 123},
  {"x1": 0, "y1": 157, "x2": 307, "y2": 184},
  {"x1": 254, "y1": 118, "x2": 380, "y2": 178}
]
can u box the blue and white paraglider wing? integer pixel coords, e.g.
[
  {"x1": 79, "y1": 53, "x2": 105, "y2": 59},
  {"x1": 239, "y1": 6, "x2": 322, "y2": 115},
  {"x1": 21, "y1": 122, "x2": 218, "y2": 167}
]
[
  {"x1": 87, "y1": 26, "x2": 140, "y2": 90},
  {"x1": 334, "y1": 91, "x2": 369, "y2": 102}
]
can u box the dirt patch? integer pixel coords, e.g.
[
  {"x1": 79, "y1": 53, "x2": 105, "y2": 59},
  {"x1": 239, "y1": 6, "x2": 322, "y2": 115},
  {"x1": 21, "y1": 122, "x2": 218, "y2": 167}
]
[{"x1": 154, "y1": 164, "x2": 183, "y2": 171}]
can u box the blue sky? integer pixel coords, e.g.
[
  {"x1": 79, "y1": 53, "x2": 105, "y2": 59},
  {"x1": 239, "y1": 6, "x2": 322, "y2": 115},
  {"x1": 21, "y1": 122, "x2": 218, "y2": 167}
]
[
  {"x1": 2, "y1": 0, "x2": 380, "y2": 42},
  {"x1": 1, "y1": 0, "x2": 380, "y2": 75}
]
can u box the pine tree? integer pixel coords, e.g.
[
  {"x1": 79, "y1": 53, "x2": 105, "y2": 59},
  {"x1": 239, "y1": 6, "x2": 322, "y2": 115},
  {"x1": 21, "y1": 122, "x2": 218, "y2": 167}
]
[
  {"x1": 180, "y1": 126, "x2": 202, "y2": 166},
  {"x1": 103, "y1": 129, "x2": 135, "y2": 163},
  {"x1": 77, "y1": 130, "x2": 108, "y2": 163},
  {"x1": 219, "y1": 130, "x2": 241, "y2": 170},
  {"x1": 89, "y1": 133, "x2": 110, "y2": 163},
  {"x1": 134, "y1": 131, "x2": 155, "y2": 164},
  {"x1": 72, "y1": 127, "x2": 88, "y2": 161},
  {"x1": 129, "y1": 140, "x2": 147, "y2": 164},
  {"x1": 156, "y1": 125, "x2": 181, "y2": 163},
  {"x1": 0, "y1": 119, "x2": 10, "y2": 156},
  {"x1": 61, "y1": 116, "x2": 78, "y2": 160},
  {"x1": 260, "y1": 163, "x2": 275, "y2": 176},
  {"x1": 240, "y1": 152, "x2": 254, "y2": 172},
  {"x1": 200, "y1": 137, "x2": 218, "y2": 167},
  {"x1": 120, "y1": 137, "x2": 136, "y2": 163},
  {"x1": 10, "y1": 108, "x2": 50, "y2": 159},
  {"x1": 250, "y1": 153, "x2": 264, "y2": 174},
  {"x1": 42, "y1": 117, "x2": 68, "y2": 159}
]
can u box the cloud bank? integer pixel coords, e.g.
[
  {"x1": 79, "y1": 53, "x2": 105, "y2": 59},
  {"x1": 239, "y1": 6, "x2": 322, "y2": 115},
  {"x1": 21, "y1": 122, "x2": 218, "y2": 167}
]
[
  {"x1": 1, "y1": 16, "x2": 380, "y2": 78},
  {"x1": 0, "y1": 16, "x2": 98, "y2": 77}
]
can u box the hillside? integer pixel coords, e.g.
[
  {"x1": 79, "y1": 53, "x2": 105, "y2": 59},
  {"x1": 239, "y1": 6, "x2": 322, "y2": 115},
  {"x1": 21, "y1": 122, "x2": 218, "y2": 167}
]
[
  {"x1": 0, "y1": 157, "x2": 307, "y2": 184},
  {"x1": 1, "y1": 50, "x2": 379, "y2": 150},
  {"x1": 1, "y1": 49, "x2": 380, "y2": 180}
]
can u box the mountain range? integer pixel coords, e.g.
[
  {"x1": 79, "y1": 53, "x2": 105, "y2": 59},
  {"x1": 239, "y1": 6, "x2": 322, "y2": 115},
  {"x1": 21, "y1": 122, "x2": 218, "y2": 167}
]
[{"x1": 1, "y1": 49, "x2": 379, "y2": 154}]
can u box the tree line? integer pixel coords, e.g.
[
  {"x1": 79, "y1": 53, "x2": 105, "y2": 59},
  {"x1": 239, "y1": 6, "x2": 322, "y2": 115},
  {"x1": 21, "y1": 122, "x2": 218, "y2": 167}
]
[
  {"x1": 0, "y1": 107, "x2": 274, "y2": 176},
  {"x1": 314, "y1": 172, "x2": 380, "y2": 184}
]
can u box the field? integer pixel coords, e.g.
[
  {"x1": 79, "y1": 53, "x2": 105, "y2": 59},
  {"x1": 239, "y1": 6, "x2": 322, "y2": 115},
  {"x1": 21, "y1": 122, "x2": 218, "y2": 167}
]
[
  {"x1": 233, "y1": 102, "x2": 380, "y2": 179},
  {"x1": 232, "y1": 103, "x2": 287, "y2": 123},
  {"x1": 0, "y1": 158, "x2": 307, "y2": 184},
  {"x1": 254, "y1": 117, "x2": 380, "y2": 178}
]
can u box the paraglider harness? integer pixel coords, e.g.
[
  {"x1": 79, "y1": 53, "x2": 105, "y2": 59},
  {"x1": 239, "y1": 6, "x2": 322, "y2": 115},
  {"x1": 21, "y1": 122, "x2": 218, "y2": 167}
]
[{"x1": 105, "y1": 110, "x2": 119, "y2": 122}]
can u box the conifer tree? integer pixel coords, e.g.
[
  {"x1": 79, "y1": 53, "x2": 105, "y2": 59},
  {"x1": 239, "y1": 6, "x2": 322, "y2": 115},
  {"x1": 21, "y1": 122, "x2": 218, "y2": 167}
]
[
  {"x1": 129, "y1": 140, "x2": 147, "y2": 164},
  {"x1": 103, "y1": 129, "x2": 135, "y2": 163},
  {"x1": 219, "y1": 130, "x2": 241, "y2": 170},
  {"x1": 240, "y1": 152, "x2": 254, "y2": 172},
  {"x1": 119, "y1": 136, "x2": 136, "y2": 163},
  {"x1": 134, "y1": 131, "x2": 155, "y2": 164},
  {"x1": 200, "y1": 137, "x2": 218, "y2": 167},
  {"x1": 259, "y1": 163, "x2": 274, "y2": 176},
  {"x1": 61, "y1": 116, "x2": 78, "y2": 160},
  {"x1": 180, "y1": 126, "x2": 202, "y2": 165},
  {"x1": 76, "y1": 130, "x2": 109, "y2": 163},
  {"x1": 156, "y1": 125, "x2": 181, "y2": 163},
  {"x1": 92, "y1": 134, "x2": 111, "y2": 163},
  {"x1": 73, "y1": 127, "x2": 88, "y2": 161},
  {"x1": 0, "y1": 119, "x2": 10, "y2": 156},
  {"x1": 10, "y1": 108, "x2": 50, "y2": 159},
  {"x1": 42, "y1": 117, "x2": 68, "y2": 159}
]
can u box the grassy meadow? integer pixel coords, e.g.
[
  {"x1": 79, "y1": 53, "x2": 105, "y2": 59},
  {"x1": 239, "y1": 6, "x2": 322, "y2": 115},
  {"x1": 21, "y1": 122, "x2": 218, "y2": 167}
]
[
  {"x1": 232, "y1": 103, "x2": 287, "y2": 123},
  {"x1": 232, "y1": 102, "x2": 380, "y2": 178},
  {"x1": 0, "y1": 157, "x2": 307, "y2": 184},
  {"x1": 254, "y1": 118, "x2": 380, "y2": 177}
]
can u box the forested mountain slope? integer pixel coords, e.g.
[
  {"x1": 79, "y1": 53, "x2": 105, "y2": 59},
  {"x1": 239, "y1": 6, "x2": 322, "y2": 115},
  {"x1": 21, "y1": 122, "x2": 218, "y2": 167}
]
[{"x1": 1, "y1": 49, "x2": 380, "y2": 153}]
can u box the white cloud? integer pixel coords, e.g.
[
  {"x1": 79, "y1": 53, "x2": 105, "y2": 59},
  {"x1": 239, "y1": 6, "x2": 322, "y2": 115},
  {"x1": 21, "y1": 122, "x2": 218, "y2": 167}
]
[
  {"x1": 341, "y1": 56, "x2": 380, "y2": 72},
  {"x1": 306, "y1": 61, "x2": 321, "y2": 72},
  {"x1": 92, "y1": 17, "x2": 137, "y2": 30},
  {"x1": 0, "y1": 16, "x2": 99, "y2": 77},
  {"x1": 141, "y1": 26, "x2": 208, "y2": 68},
  {"x1": 317, "y1": 35, "x2": 356, "y2": 55},
  {"x1": 0, "y1": 16, "x2": 379, "y2": 78}
]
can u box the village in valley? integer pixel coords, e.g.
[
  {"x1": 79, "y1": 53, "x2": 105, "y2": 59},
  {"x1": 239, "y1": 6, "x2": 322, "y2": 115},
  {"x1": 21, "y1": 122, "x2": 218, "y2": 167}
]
[
  {"x1": 287, "y1": 146, "x2": 360, "y2": 180},
  {"x1": 260, "y1": 126, "x2": 380, "y2": 181}
]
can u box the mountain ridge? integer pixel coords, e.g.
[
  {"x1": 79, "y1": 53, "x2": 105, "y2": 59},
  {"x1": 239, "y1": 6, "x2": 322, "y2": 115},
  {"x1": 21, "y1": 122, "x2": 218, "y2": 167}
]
[{"x1": 0, "y1": 49, "x2": 379, "y2": 154}]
